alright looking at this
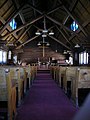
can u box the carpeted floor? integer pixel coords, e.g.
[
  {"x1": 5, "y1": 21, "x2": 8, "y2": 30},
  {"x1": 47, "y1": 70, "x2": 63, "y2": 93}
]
[{"x1": 15, "y1": 70, "x2": 78, "y2": 120}]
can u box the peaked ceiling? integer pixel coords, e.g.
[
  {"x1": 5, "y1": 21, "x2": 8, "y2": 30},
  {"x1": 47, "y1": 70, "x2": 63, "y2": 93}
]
[{"x1": 0, "y1": 0, "x2": 90, "y2": 62}]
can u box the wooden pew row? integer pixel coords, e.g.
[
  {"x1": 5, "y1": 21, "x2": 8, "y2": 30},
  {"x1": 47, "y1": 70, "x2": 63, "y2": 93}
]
[
  {"x1": 0, "y1": 65, "x2": 37, "y2": 120},
  {"x1": 30, "y1": 65, "x2": 37, "y2": 84},
  {"x1": 10, "y1": 66, "x2": 26, "y2": 106},
  {"x1": 65, "y1": 67, "x2": 78, "y2": 105},
  {"x1": 77, "y1": 67, "x2": 90, "y2": 106},
  {"x1": 25, "y1": 64, "x2": 31, "y2": 89},
  {"x1": 50, "y1": 66, "x2": 90, "y2": 107},
  {"x1": 0, "y1": 67, "x2": 16, "y2": 120},
  {"x1": 50, "y1": 66, "x2": 66, "y2": 89},
  {"x1": 50, "y1": 66, "x2": 56, "y2": 80},
  {"x1": 65, "y1": 67, "x2": 90, "y2": 106}
]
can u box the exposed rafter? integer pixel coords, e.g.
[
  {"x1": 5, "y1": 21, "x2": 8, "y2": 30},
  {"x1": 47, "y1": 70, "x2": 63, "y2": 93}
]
[
  {"x1": 0, "y1": 15, "x2": 44, "y2": 39},
  {"x1": 14, "y1": 26, "x2": 32, "y2": 44},
  {"x1": 46, "y1": 15, "x2": 88, "y2": 42},
  {"x1": 63, "y1": 0, "x2": 78, "y2": 25},
  {"x1": 59, "y1": 0, "x2": 88, "y2": 36},
  {"x1": 28, "y1": 3, "x2": 63, "y2": 16},
  {"x1": 16, "y1": 35, "x2": 39, "y2": 49},
  {"x1": 0, "y1": 16, "x2": 18, "y2": 40},
  {"x1": 79, "y1": 0, "x2": 90, "y2": 15},
  {"x1": 56, "y1": 25, "x2": 73, "y2": 48},
  {"x1": 48, "y1": 35, "x2": 72, "y2": 50},
  {"x1": 0, "y1": 0, "x2": 89, "y2": 61},
  {"x1": 46, "y1": 15, "x2": 72, "y2": 32},
  {"x1": 63, "y1": 6, "x2": 88, "y2": 37},
  {"x1": 33, "y1": 25, "x2": 43, "y2": 31},
  {"x1": 0, "y1": 3, "x2": 26, "y2": 34},
  {"x1": 69, "y1": 19, "x2": 90, "y2": 42},
  {"x1": 31, "y1": 0, "x2": 37, "y2": 17},
  {"x1": 47, "y1": 5, "x2": 62, "y2": 15},
  {"x1": 27, "y1": 3, "x2": 43, "y2": 15},
  {"x1": 13, "y1": 0, "x2": 31, "y2": 39}
]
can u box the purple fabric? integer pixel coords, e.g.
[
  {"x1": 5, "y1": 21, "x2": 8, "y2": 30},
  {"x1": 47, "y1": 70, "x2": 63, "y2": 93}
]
[{"x1": 15, "y1": 72, "x2": 78, "y2": 120}]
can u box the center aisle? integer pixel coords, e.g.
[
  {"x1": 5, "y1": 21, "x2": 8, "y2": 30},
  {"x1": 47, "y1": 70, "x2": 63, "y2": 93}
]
[{"x1": 15, "y1": 70, "x2": 78, "y2": 120}]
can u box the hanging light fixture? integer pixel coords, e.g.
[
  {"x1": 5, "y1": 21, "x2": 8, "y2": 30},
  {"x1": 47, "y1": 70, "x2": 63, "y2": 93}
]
[
  {"x1": 42, "y1": 29, "x2": 48, "y2": 33},
  {"x1": 37, "y1": 42, "x2": 41, "y2": 46},
  {"x1": 75, "y1": 44, "x2": 80, "y2": 48},
  {"x1": 46, "y1": 42, "x2": 50, "y2": 46},
  {"x1": 36, "y1": 17, "x2": 52, "y2": 57},
  {"x1": 35, "y1": 30, "x2": 41, "y2": 35},
  {"x1": 49, "y1": 30, "x2": 54, "y2": 35},
  {"x1": 35, "y1": 17, "x2": 54, "y2": 37},
  {"x1": 42, "y1": 34, "x2": 47, "y2": 37},
  {"x1": 37, "y1": 41, "x2": 50, "y2": 47}
]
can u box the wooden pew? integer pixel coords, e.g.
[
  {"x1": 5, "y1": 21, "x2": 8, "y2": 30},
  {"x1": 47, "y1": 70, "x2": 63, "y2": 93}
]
[
  {"x1": 59, "y1": 66, "x2": 66, "y2": 90},
  {"x1": 25, "y1": 64, "x2": 31, "y2": 89},
  {"x1": 30, "y1": 65, "x2": 37, "y2": 84},
  {"x1": 9, "y1": 66, "x2": 22, "y2": 106},
  {"x1": 77, "y1": 67, "x2": 90, "y2": 106},
  {"x1": 0, "y1": 67, "x2": 16, "y2": 120},
  {"x1": 50, "y1": 66, "x2": 57, "y2": 80},
  {"x1": 65, "y1": 67, "x2": 78, "y2": 102},
  {"x1": 65, "y1": 66, "x2": 90, "y2": 106},
  {"x1": 19, "y1": 67, "x2": 27, "y2": 98}
]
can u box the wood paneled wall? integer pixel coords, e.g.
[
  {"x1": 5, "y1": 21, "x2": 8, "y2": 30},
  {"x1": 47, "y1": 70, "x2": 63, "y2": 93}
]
[{"x1": 17, "y1": 47, "x2": 65, "y2": 63}]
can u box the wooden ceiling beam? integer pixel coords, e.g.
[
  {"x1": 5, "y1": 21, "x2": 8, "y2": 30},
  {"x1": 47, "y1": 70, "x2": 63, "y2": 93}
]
[
  {"x1": 48, "y1": 35, "x2": 72, "y2": 50},
  {"x1": 59, "y1": 0, "x2": 88, "y2": 36},
  {"x1": 47, "y1": 5, "x2": 62, "y2": 15},
  {"x1": 79, "y1": 0, "x2": 90, "y2": 15},
  {"x1": 63, "y1": 6, "x2": 88, "y2": 36},
  {"x1": 56, "y1": 25, "x2": 73, "y2": 47},
  {"x1": 48, "y1": 26, "x2": 55, "y2": 31},
  {"x1": 14, "y1": 26, "x2": 32, "y2": 44},
  {"x1": 0, "y1": 15, "x2": 44, "y2": 39},
  {"x1": 28, "y1": 3, "x2": 63, "y2": 16},
  {"x1": 52, "y1": 0, "x2": 58, "y2": 8},
  {"x1": 46, "y1": 15, "x2": 75, "y2": 33},
  {"x1": 12, "y1": 0, "x2": 31, "y2": 39},
  {"x1": 31, "y1": 0, "x2": 37, "y2": 17},
  {"x1": 69, "y1": 19, "x2": 90, "y2": 41},
  {"x1": 11, "y1": 0, "x2": 29, "y2": 43},
  {"x1": 27, "y1": 3, "x2": 43, "y2": 15},
  {"x1": 46, "y1": 15, "x2": 88, "y2": 42},
  {"x1": 16, "y1": 35, "x2": 39, "y2": 49},
  {"x1": 63, "y1": 0, "x2": 78, "y2": 25},
  {"x1": 33, "y1": 25, "x2": 43, "y2": 31},
  {"x1": 33, "y1": 23, "x2": 55, "y2": 31},
  {"x1": 0, "y1": 3, "x2": 26, "y2": 34},
  {"x1": 0, "y1": 16, "x2": 18, "y2": 40}
]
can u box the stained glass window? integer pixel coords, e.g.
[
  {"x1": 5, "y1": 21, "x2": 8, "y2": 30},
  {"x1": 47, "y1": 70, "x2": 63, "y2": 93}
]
[
  {"x1": 10, "y1": 19, "x2": 17, "y2": 30},
  {"x1": 71, "y1": 21, "x2": 78, "y2": 31}
]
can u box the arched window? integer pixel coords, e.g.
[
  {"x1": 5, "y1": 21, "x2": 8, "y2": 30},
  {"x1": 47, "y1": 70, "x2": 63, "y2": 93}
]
[
  {"x1": 0, "y1": 50, "x2": 7, "y2": 64},
  {"x1": 8, "y1": 51, "x2": 12, "y2": 59},
  {"x1": 79, "y1": 51, "x2": 88, "y2": 64},
  {"x1": 3, "y1": 51, "x2": 7, "y2": 63},
  {"x1": 0, "y1": 50, "x2": 3, "y2": 63}
]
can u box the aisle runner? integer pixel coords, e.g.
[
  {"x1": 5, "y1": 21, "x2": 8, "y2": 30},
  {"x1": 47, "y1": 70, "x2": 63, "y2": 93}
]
[{"x1": 15, "y1": 70, "x2": 77, "y2": 120}]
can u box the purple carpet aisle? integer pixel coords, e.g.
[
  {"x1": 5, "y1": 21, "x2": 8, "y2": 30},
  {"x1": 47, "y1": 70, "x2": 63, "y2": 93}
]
[{"x1": 15, "y1": 70, "x2": 78, "y2": 120}]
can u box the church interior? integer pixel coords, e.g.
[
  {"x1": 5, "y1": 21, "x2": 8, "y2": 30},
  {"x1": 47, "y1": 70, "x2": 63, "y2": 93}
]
[{"x1": 0, "y1": 0, "x2": 90, "y2": 120}]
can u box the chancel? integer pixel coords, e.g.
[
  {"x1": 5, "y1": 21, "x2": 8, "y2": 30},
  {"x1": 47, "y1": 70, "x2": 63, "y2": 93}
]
[{"x1": 0, "y1": 0, "x2": 90, "y2": 120}]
